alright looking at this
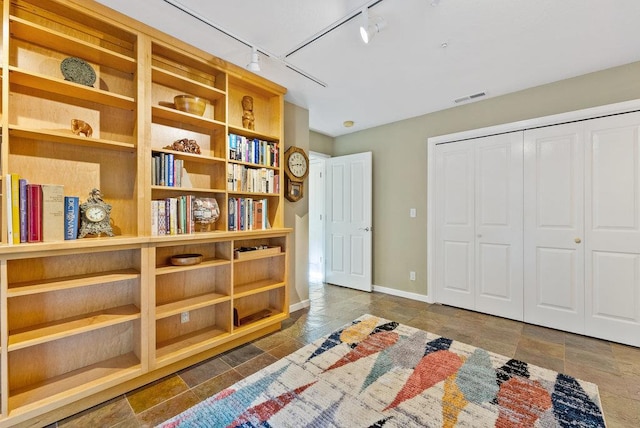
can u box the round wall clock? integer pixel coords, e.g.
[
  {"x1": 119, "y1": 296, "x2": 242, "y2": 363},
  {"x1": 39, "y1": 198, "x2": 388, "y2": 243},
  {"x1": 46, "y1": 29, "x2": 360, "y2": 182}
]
[
  {"x1": 284, "y1": 146, "x2": 309, "y2": 202},
  {"x1": 79, "y1": 188, "x2": 115, "y2": 238},
  {"x1": 284, "y1": 146, "x2": 309, "y2": 182}
]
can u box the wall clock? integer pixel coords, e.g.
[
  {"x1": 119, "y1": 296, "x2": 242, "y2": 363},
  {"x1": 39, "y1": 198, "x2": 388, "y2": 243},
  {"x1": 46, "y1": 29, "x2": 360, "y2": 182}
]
[
  {"x1": 79, "y1": 188, "x2": 115, "y2": 238},
  {"x1": 284, "y1": 146, "x2": 309, "y2": 202}
]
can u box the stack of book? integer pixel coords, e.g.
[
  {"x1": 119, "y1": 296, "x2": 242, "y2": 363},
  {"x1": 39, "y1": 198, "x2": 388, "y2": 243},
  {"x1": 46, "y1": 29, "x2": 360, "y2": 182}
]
[
  {"x1": 228, "y1": 134, "x2": 279, "y2": 166},
  {"x1": 5, "y1": 174, "x2": 80, "y2": 243},
  {"x1": 151, "y1": 196, "x2": 220, "y2": 235},
  {"x1": 228, "y1": 197, "x2": 269, "y2": 231},
  {"x1": 226, "y1": 165, "x2": 279, "y2": 194},
  {"x1": 151, "y1": 152, "x2": 190, "y2": 187}
]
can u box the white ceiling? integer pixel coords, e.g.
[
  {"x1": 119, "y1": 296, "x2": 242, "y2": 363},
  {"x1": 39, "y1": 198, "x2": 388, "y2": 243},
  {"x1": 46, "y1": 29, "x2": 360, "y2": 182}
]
[{"x1": 96, "y1": 0, "x2": 640, "y2": 137}]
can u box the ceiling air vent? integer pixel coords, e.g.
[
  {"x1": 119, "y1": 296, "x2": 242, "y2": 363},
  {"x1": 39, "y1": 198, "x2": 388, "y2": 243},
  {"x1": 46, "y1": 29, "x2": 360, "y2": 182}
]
[{"x1": 454, "y1": 91, "x2": 487, "y2": 104}]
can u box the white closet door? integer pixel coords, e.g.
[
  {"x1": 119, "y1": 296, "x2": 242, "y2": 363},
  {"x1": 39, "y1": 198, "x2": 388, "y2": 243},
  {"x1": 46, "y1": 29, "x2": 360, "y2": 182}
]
[
  {"x1": 435, "y1": 133, "x2": 523, "y2": 318},
  {"x1": 475, "y1": 133, "x2": 523, "y2": 320},
  {"x1": 584, "y1": 112, "x2": 640, "y2": 346},
  {"x1": 434, "y1": 140, "x2": 476, "y2": 310},
  {"x1": 523, "y1": 123, "x2": 585, "y2": 334}
]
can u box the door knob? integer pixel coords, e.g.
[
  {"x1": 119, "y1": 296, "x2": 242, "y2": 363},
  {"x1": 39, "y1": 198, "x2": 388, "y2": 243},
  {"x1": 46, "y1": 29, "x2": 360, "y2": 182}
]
[
  {"x1": 360, "y1": 227, "x2": 372, "y2": 232},
  {"x1": 575, "y1": 238, "x2": 581, "y2": 244}
]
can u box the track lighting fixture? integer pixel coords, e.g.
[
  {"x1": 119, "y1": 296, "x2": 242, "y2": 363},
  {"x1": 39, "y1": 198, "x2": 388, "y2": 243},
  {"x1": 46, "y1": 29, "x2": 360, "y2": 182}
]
[
  {"x1": 246, "y1": 46, "x2": 260, "y2": 72},
  {"x1": 359, "y1": 8, "x2": 387, "y2": 44}
]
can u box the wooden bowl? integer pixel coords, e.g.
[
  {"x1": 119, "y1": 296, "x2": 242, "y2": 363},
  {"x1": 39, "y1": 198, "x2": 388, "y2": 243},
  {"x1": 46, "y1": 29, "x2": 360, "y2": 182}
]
[
  {"x1": 170, "y1": 253, "x2": 203, "y2": 266},
  {"x1": 174, "y1": 95, "x2": 206, "y2": 116}
]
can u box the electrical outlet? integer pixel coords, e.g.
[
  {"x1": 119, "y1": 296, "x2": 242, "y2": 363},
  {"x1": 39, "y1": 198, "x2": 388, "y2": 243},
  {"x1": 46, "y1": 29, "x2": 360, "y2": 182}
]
[
  {"x1": 181, "y1": 311, "x2": 189, "y2": 323},
  {"x1": 410, "y1": 271, "x2": 416, "y2": 281}
]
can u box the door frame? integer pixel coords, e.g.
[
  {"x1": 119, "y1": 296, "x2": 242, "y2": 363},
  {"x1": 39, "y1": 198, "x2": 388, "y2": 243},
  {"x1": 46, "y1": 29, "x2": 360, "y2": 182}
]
[
  {"x1": 427, "y1": 99, "x2": 640, "y2": 305},
  {"x1": 309, "y1": 151, "x2": 330, "y2": 283}
]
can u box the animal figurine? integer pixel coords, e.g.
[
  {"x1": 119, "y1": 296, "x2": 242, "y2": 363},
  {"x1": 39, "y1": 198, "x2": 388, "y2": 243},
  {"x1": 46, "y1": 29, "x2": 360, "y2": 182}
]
[
  {"x1": 71, "y1": 119, "x2": 93, "y2": 137},
  {"x1": 242, "y1": 95, "x2": 255, "y2": 130}
]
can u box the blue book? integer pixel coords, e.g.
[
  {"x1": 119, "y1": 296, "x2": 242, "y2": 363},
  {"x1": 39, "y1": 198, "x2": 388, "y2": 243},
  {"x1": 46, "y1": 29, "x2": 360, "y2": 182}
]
[
  {"x1": 64, "y1": 196, "x2": 80, "y2": 240},
  {"x1": 167, "y1": 154, "x2": 174, "y2": 187},
  {"x1": 229, "y1": 134, "x2": 237, "y2": 160}
]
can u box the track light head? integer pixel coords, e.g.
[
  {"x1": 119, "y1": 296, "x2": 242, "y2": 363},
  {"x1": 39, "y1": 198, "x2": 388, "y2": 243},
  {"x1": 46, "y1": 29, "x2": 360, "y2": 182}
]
[
  {"x1": 359, "y1": 10, "x2": 386, "y2": 44},
  {"x1": 246, "y1": 46, "x2": 260, "y2": 72}
]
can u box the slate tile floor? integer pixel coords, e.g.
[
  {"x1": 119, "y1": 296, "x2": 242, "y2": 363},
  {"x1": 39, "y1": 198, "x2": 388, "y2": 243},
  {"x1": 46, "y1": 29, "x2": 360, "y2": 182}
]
[{"x1": 53, "y1": 282, "x2": 640, "y2": 428}]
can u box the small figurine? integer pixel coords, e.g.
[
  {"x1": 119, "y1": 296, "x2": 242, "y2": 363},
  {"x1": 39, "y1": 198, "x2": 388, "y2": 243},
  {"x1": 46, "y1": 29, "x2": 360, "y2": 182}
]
[
  {"x1": 242, "y1": 95, "x2": 255, "y2": 130},
  {"x1": 71, "y1": 119, "x2": 93, "y2": 137},
  {"x1": 164, "y1": 138, "x2": 201, "y2": 154}
]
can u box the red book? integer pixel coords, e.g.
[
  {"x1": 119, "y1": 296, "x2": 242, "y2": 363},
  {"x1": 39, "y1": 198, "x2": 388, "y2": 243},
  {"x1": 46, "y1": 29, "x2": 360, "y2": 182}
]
[{"x1": 27, "y1": 184, "x2": 42, "y2": 242}]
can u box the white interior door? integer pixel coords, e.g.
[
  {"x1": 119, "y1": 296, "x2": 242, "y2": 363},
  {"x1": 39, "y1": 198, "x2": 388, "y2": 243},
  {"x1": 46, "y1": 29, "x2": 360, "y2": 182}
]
[
  {"x1": 434, "y1": 140, "x2": 476, "y2": 310},
  {"x1": 325, "y1": 152, "x2": 372, "y2": 292},
  {"x1": 524, "y1": 123, "x2": 585, "y2": 334},
  {"x1": 584, "y1": 112, "x2": 640, "y2": 345},
  {"x1": 474, "y1": 133, "x2": 523, "y2": 320}
]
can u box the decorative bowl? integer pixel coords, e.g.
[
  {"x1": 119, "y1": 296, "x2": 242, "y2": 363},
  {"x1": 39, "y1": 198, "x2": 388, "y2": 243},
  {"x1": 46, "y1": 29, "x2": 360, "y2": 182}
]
[
  {"x1": 174, "y1": 95, "x2": 206, "y2": 116},
  {"x1": 170, "y1": 253, "x2": 203, "y2": 266}
]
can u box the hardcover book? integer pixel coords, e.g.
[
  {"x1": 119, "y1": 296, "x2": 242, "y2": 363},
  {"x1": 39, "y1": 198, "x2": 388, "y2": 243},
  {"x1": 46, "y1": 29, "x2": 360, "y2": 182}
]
[
  {"x1": 19, "y1": 178, "x2": 28, "y2": 243},
  {"x1": 11, "y1": 173, "x2": 20, "y2": 244},
  {"x1": 64, "y1": 196, "x2": 80, "y2": 240},
  {"x1": 27, "y1": 184, "x2": 42, "y2": 243},
  {"x1": 41, "y1": 184, "x2": 65, "y2": 242}
]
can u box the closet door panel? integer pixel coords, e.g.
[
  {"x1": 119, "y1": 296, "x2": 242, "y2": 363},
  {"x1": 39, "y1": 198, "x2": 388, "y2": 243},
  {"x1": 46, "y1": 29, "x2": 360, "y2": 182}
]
[
  {"x1": 475, "y1": 133, "x2": 523, "y2": 320},
  {"x1": 584, "y1": 113, "x2": 640, "y2": 346},
  {"x1": 524, "y1": 123, "x2": 585, "y2": 334},
  {"x1": 434, "y1": 141, "x2": 475, "y2": 310}
]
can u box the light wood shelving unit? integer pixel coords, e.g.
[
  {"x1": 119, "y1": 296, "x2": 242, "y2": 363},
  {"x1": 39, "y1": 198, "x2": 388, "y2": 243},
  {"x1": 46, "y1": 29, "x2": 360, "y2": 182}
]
[{"x1": 0, "y1": 0, "x2": 290, "y2": 426}]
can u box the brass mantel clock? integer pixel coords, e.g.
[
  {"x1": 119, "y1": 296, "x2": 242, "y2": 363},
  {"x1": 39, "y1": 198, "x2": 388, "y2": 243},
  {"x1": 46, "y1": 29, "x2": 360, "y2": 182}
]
[
  {"x1": 284, "y1": 146, "x2": 309, "y2": 202},
  {"x1": 79, "y1": 188, "x2": 115, "y2": 238}
]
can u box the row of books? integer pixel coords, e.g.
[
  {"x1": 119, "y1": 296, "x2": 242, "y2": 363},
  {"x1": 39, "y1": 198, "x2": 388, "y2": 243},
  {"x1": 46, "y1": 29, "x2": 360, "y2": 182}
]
[
  {"x1": 151, "y1": 153, "x2": 192, "y2": 187},
  {"x1": 228, "y1": 197, "x2": 270, "y2": 231},
  {"x1": 5, "y1": 174, "x2": 79, "y2": 244},
  {"x1": 227, "y1": 165, "x2": 279, "y2": 194},
  {"x1": 151, "y1": 196, "x2": 220, "y2": 236},
  {"x1": 228, "y1": 133, "x2": 279, "y2": 167}
]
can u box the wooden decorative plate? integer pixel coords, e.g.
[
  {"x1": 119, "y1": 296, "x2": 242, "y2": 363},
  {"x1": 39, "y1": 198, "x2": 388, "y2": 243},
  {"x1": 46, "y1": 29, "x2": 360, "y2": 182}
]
[
  {"x1": 61, "y1": 57, "x2": 96, "y2": 87},
  {"x1": 170, "y1": 254, "x2": 203, "y2": 266}
]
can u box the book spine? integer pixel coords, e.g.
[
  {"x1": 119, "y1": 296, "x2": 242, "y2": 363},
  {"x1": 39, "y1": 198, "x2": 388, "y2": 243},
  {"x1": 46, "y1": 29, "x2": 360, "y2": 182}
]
[
  {"x1": 11, "y1": 174, "x2": 20, "y2": 244},
  {"x1": 19, "y1": 178, "x2": 28, "y2": 243},
  {"x1": 158, "y1": 200, "x2": 167, "y2": 235},
  {"x1": 169, "y1": 197, "x2": 178, "y2": 235},
  {"x1": 5, "y1": 174, "x2": 14, "y2": 245},
  {"x1": 160, "y1": 153, "x2": 166, "y2": 186},
  {"x1": 41, "y1": 184, "x2": 65, "y2": 242},
  {"x1": 64, "y1": 196, "x2": 80, "y2": 240},
  {"x1": 151, "y1": 200, "x2": 159, "y2": 236},
  {"x1": 27, "y1": 184, "x2": 42, "y2": 243},
  {"x1": 167, "y1": 154, "x2": 174, "y2": 187}
]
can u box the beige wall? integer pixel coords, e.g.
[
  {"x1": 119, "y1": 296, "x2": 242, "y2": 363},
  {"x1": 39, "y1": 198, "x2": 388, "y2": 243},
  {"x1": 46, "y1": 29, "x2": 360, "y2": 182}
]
[
  {"x1": 310, "y1": 131, "x2": 333, "y2": 156},
  {"x1": 332, "y1": 61, "x2": 640, "y2": 297},
  {"x1": 284, "y1": 102, "x2": 311, "y2": 307}
]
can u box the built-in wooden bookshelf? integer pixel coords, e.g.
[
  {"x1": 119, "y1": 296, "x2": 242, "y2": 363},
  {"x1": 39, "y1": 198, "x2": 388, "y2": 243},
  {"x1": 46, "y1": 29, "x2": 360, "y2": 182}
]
[{"x1": 0, "y1": 0, "x2": 289, "y2": 426}]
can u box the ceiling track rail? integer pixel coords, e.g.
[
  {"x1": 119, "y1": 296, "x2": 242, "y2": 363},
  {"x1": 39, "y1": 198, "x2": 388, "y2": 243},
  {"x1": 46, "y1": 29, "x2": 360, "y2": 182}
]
[{"x1": 162, "y1": 0, "x2": 328, "y2": 87}]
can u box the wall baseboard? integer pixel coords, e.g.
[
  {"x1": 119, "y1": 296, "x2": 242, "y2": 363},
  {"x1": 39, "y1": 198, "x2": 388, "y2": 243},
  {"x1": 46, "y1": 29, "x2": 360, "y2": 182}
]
[
  {"x1": 290, "y1": 299, "x2": 310, "y2": 313},
  {"x1": 373, "y1": 285, "x2": 435, "y2": 304}
]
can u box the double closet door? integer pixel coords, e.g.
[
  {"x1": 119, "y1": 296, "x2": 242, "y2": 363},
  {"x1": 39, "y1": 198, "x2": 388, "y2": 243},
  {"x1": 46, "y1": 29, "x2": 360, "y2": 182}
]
[
  {"x1": 525, "y1": 112, "x2": 640, "y2": 346},
  {"x1": 433, "y1": 111, "x2": 640, "y2": 346}
]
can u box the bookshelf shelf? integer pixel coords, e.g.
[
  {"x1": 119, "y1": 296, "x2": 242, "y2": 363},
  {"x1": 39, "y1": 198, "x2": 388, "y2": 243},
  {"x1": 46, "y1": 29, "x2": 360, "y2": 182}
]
[
  {"x1": 9, "y1": 126, "x2": 136, "y2": 152},
  {"x1": 9, "y1": 67, "x2": 136, "y2": 110},
  {"x1": 9, "y1": 17, "x2": 137, "y2": 73},
  {"x1": 8, "y1": 304, "x2": 141, "y2": 351},
  {"x1": 7, "y1": 268, "x2": 140, "y2": 296}
]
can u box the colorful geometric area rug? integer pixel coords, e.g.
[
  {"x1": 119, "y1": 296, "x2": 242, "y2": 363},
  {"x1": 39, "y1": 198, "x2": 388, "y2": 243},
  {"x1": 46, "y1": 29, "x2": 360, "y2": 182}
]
[{"x1": 158, "y1": 314, "x2": 606, "y2": 427}]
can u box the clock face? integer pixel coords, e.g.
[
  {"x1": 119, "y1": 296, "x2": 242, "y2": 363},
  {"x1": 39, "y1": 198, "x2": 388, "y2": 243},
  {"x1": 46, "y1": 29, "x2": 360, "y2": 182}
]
[
  {"x1": 86, "y1": 205, "x2": 107, "y2": 222},
  {"x1": 288, "y1": 151, "x2": 308, "y2": 178}
]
